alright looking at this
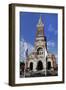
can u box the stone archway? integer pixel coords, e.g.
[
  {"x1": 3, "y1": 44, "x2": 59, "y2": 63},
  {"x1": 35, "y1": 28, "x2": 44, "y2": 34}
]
[
  {"x1": 36, "y1": 61, "x2": 43, "y2": 70},
  {"x1": 30, "y1": 62, "x2": 33, "y2": 70}
]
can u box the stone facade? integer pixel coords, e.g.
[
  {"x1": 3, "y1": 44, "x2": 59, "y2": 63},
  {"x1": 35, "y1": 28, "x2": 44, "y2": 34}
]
[{"x1": 25, "y1": 16, "x2": 57, "y2": 76}]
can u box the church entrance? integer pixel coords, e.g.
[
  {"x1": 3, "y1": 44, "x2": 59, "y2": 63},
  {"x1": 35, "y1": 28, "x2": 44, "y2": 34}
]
[
  {"x1": 30, "y1": 62, "x2": 33, "y2": 70},
  {"x1": 47, "y1": 62, "x2": 51, "y2": 70},
  {"x1": 37, "y1": 61, "x2": 43, "y2": 70}
]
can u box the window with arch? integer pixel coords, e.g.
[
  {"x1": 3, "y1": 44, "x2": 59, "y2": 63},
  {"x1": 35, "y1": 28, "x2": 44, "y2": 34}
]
[
  {"x1": 30, "y1": 62, "x2": 33, "y2": 70},
  {"x1": 37, "y1": 47, "x2": 43, "y2": 55},
  {"x1": 47, "y1": 61, "x2": 51, "y2": 70}
]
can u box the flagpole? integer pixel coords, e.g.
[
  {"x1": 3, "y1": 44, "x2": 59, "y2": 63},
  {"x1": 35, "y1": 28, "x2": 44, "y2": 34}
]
[
  {"x1": 23, "y1": 43, "x2": 26, "y2": 77},
  {"x1": 24, "y1": 49, "x2": 28, "y2": 77},
  {"x1": 23, "y1": 42, "x2": 26, "y2": 77},
  {"x1": 24, "y1": 59, "x2": 26, "y2": 77}
]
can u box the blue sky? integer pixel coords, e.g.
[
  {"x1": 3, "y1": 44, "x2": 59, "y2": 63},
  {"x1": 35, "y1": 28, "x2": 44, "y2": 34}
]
[{"x1": 20, "y1": 12, "x2": 58, "y2": 60}]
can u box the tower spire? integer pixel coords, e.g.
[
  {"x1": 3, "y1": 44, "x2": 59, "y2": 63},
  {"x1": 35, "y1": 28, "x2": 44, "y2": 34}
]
[
  {"x1": 35, "y1": 15, "x2": 47, "y2": 49},
  {"x1": 37, "y1": 16, "x2": 44, "y2": 27}
]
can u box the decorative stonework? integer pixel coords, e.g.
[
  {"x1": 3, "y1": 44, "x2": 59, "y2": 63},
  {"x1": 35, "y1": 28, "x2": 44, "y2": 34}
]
[{"x1": 24, "y1": 16, "x2": 57, "y2": 76}]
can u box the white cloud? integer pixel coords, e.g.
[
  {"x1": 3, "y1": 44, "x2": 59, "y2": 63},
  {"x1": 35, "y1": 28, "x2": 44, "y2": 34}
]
[
  {"x1": 54, "y1": 30, "x2": 58, "y2": 35},
  {"x1": 48, "y1": 24, "x2": 57, "y2": 35},
  {"x1": 48, "y1": 24, "x2": 54, "y2": 32},
  {"x1": 20, "y1": 38, "x2": 34, "y2": 62},
  {"x1": 47, "y1": 41, "x2": 55, "y2": 48}
]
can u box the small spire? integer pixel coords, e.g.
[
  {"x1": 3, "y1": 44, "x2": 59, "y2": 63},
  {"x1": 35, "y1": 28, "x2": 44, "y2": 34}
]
[{"x1": 37, "y1": 16, "x2": 44, "y2": 27}]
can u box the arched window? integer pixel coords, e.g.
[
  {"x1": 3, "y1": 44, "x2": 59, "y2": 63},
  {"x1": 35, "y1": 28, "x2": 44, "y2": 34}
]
[
  {"x1": 37, "y1": 47, "x2": 43, "y2": 55},
  {"x1": 47, "y1": 61, "x2": 51, "y2": 70},
  {"x1": 36, "y1": 61, "x2": 43, "y2": 70},
  {"x1": 30, "y1": 62, "x2": 33, "y2": 70}
]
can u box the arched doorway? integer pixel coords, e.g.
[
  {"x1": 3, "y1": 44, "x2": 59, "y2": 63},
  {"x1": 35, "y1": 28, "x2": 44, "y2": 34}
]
[
  {"x1": 47, "y1": 61, "x2": 51, "y2": 70},
  {"x1": 30, "y1": 62, "x2": 33, "y2": 70},
  {"x1": 36, "y1": 61, "x2": 43, "y2": 70}
]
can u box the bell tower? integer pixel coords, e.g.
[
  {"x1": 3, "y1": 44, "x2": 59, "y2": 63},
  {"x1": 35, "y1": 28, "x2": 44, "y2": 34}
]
[{"x1": 35, "y1": 16, "x2": 47, "y2": 50}]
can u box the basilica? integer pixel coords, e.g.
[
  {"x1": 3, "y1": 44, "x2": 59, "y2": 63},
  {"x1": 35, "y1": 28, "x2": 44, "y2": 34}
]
[{"x1": 23, "y1": 16, "x2": 57, "y2": 76}]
